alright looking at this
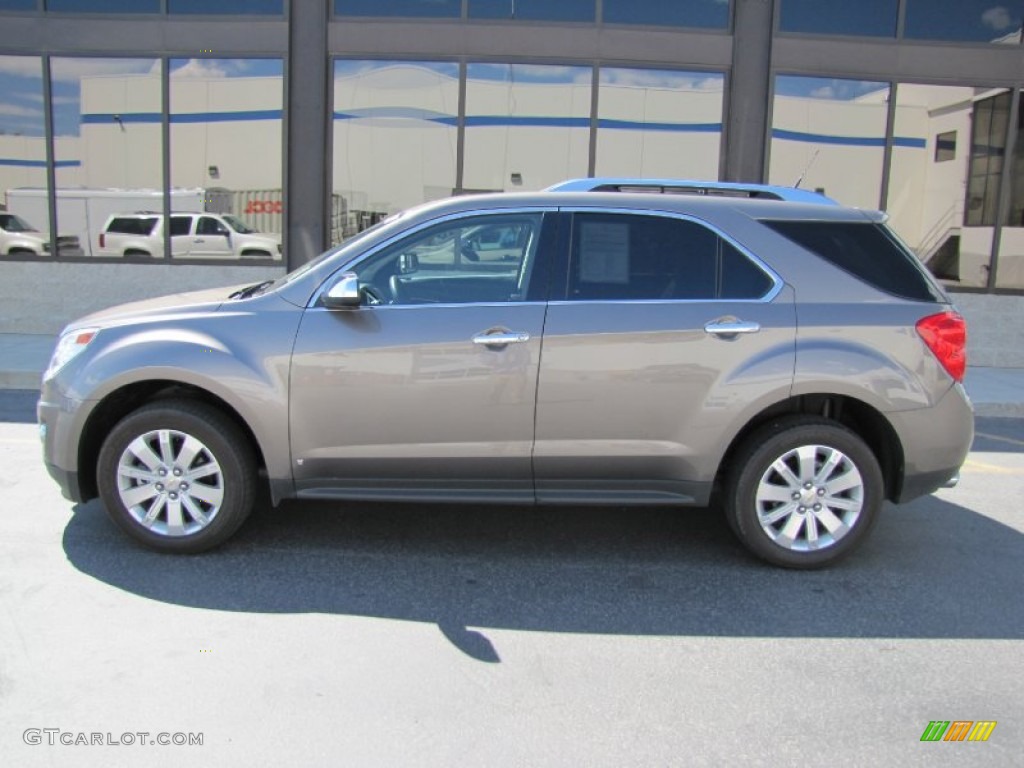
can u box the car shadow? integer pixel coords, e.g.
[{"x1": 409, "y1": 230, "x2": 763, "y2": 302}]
[{"x1": 62, "y1": 489, "x2": 1024, "y2": 659}]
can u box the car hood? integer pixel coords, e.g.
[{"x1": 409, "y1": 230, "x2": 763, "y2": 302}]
[{"x1": 69, "y1": 284, "x2": 245, "y2": 330}]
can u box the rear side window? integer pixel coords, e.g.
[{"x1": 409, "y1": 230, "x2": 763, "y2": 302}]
[
  {"x1": 567, "y1": 213, "x2": 774, "y2": 301},
  {"x1": 763, "y1": 220, "x2": 940, "y2": 302},
  {"x1": 107, "y1": 217, "x2": 158, "y2": 236}
]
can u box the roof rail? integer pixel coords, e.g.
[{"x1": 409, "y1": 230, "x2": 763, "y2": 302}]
[{"x1": 546, "y1": 178, "x2": 838, "y2": 205}]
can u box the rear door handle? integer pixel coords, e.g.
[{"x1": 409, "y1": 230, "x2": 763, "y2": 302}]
[
  {"x1": 472, "y1": 331, "x2": 531, "y2": 347},
  {"x1": 704, "y1": 319, "x2": 761, "y2": 336}
]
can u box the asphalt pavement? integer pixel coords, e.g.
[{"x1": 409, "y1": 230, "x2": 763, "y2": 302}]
[{"x1": 0, "y1": 391, "x2": 1021, "y2": 767}]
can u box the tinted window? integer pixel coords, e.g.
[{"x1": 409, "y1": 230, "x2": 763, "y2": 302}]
[
  {"x1": 0, "y1": 0, "x2": 37, "y2": 10},
  {"x1": 107, "y1": 217, "x2": 157, "y2": 235},
  {"x1": 567, "y1": 213, "x2": 772, "y2": 301},
  {"x1": 335, "y1": 0, "x2": 460, "y2": 17},
  {"x1": 46, "y1": 0, "x2": 160, "y2": 11},
  {"x1": 722, "y1": 241, "x2": 774, "y2": 299},
  {"x1": 168, "y1": 0, "x2": 282, "y2": 12},
  {"x1": 197, "y1": 217, "x2": 227, "y2": 236},
  {"x1": 169, "y1": 216, "x2": 192, "y2": 236},
  {"x1": 763, "y1": 220, "x2": 940, "y2": 302},
  {"x1": 469, "y1": 0, "x2": 594, "y2": 21},
  {"x1": 905, "y1": 0, "x2": 1023, "y2": 43},
  {"x1": 603, "y1": 0, "x2": 729, "y2": 28},
  {"x1": 934, "y1": 131, "x2": 957, "y2": 162},
  {"x1": 354, "y1": 214, "x2": 544, "y2": 305},
  {"x1": 779, "y1": 0, "x2": 897, "y2": 38}
]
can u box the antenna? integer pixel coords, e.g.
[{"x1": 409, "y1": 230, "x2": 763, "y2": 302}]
[{"x1": 794, "y1": 148, "x2": 820, "y2": 189}]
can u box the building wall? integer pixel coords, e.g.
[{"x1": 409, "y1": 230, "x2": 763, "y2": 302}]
[{"x1": 0, "y1": 1, "x2": 1022, "y2": 361}]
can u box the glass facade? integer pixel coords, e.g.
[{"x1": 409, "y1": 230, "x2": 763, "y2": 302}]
[
  {"x1": 778, "y1": 0, "x2": 897, "y2": 38},
  {"x1": 603, "y1": 0, "x2": 730, "y2": 29},
  {"x1": 886, "y1": 84, "x2": 991, "y2": 288},
  {"x1": 0, "y1": 1, "x2": 1022, "y2": 295},
  {"x1": 46, "y1": 0, "x2": 160, "y2": 11},
  {"x1": 464, "y1": 63, "x2": 591, "y2": 194},
  {"x1": 469, "y1": 0, "x2": 594, "y2": 22},
  {"x1": 51, "y1": 57, "x2": 162, "y2": 257},
  {"x1": 335, "y1": 0, "x2": 461, "y2": 18},
  {"x1": 331, "y1": 60, "x2": 459, "y2": 243},
  {"x1": 170, "y1": 58, "x2": 283, "y2": 261},
  {"x1": 168, "y1": 0, "x2": 283, "y2": 12},
  {"x1": 595, "y1": 67, "x2": 724, "y2": 180},
  {"x1": 998, "y1": 91, "x2": 1024, "y2": 289},
  {"x1": 769, "y1": 76, "x2": 890, "y2": 210},
  {"x1": 0, "y1": 55, "x2": 50, "y2": 256},
  {"x1": 905, "y1": 0, "x2": 1023, "y2": 44}
]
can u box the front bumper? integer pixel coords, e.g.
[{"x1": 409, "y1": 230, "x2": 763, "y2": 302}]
[{"x1": 37, "y1": 385, "x2": 91, "y2": 504}]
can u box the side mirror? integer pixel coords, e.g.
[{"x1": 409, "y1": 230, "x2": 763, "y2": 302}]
[{"x1": 322, "y1": 272, "x2": 362, "y2": 309}]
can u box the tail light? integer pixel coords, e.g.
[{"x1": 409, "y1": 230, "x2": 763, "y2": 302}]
[
  {"x1": 916, "y1": 311, "x2": 966, "y2": 383},
  {"x1": 99, "y1": 233, "x2": 105, "y2": 248}
]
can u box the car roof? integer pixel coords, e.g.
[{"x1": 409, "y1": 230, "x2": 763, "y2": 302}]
[{"x1": 394, "y1": 190, "x2": 884, "y2": 225}]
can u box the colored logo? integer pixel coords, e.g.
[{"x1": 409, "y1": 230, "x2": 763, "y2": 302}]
[{"x1": 920, "y1": 721, "x2": 997, "y2": 742}]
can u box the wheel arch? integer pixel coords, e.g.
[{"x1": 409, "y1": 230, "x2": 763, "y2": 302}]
[
  {"x1": 713, "y1": 394, "x2": 905, "y2": 504},
  {"x1": 77, "y1": 380, "x2": 273, "y2": 504}
]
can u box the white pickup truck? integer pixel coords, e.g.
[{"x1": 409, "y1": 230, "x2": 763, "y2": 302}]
[{"x1": 0, "y1": 212, "x2": 80, "y2": 256}]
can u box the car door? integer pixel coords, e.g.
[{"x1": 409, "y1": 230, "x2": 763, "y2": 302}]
[
  {"x1": 190, "y1": 216, "x2": 233, "y2": 258},
  {"x1": 289, "y1": 209, "x2": 556, "y2": 501},
  {"x1": 168, "y1": 215, "x2": 192, "y2": 258},
  {"x1": 534, "y1": 209, "x2": 796, "y2": 505}
]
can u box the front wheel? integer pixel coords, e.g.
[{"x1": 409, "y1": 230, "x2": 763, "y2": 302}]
[
  {"x1": 724, "y1": 417, "x2": 883, "y2": 569},
  {"x1": 97, "y1": 399, "x2": 257, "y2": 553}
]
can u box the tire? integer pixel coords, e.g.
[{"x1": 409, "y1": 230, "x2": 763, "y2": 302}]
[
  {"x1": 97, "y1": 399, "x2": 257, "y2": 553},
  {"x1": 240, "y1": 250, "x2": 272, "y2": 258},
  {"x1": 724, "y1": 416, "x2": 883, "y2": 569}
]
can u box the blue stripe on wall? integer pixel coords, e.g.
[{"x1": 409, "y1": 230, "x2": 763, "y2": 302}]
[
  {"x1": 772, "y1": 128, "x2": 926, "y2": 149},
  {"x1": 82, "y1": 110, "x2": 283, "y2": 125},
  {"x1": 0, "y1": 159, "x2": 81, "y2": 168},
  {"x1": 78, "y1": 110, "x2": 929, "y2": 150}
]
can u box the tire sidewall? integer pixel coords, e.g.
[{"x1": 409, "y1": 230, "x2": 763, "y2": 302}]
[{"x1": 97, "y1": 402, "x2": 255, "y2": 553}]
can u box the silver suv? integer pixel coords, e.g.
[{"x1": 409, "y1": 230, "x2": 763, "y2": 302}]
[{"x1": 38, "y1": 179, "x2": 974, "y2": 568}]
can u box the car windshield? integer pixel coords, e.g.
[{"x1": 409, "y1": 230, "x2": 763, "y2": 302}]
[
  {"x1": 0, "y1": 213, "x2": 37, "y2": 233},
  {"x1": 222, "y1": 214, "x2": 256, "y2": 234}
]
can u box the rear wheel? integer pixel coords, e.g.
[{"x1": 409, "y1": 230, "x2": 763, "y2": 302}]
[
  {"x1": 724, "y1": 417, "x2": 883, "y2": 568},
  {"x1": 97, "y1": 399, "x2": 256, "y2": 553}
]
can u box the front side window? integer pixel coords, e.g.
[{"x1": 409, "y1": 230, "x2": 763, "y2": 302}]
[
  {"x1": 197, "y1": 217, "x2": 227, "y2": 236},
  {"x1": 566, "y1": 213, "x2": 773, "y2": 301},
  {"x1": 352, "y1": 213, "x2": 545, "y2": 305}
]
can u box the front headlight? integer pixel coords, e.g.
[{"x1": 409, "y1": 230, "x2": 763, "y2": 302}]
[{"x1": 44, "y1": 328, "x2": 98, "y2": 380}]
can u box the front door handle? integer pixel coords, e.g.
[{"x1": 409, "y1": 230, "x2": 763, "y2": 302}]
[
  {"x1": 472, "y1": 331, "x2": 531, "y2": 347},
  {"x1": 704, "y1": 319, "x2": 761, "y2": 337}
]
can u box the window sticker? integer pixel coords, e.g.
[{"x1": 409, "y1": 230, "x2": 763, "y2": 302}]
[{"x1": 579, "y1": 221, "x2": 630, "y2": 284}]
